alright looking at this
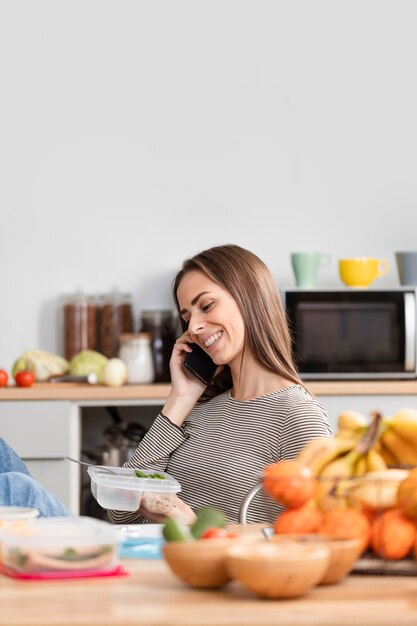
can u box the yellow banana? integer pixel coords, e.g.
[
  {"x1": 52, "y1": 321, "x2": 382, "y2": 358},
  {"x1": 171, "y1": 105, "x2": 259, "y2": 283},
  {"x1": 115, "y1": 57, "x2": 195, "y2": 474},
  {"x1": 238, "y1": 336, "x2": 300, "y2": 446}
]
[
  {"x1": 297, "y1": 436, "x2": 358, "y2": 477},
  {"x1": 377, "y1": 441, "x2": 398, "y2": 467},
  {"x1": 316, "y1": 448, "x2": 361, "y2": 512},
  {"x1": 380, "y1": 428, "x2": 417, "y2": 467},
  {"x1": 387, "y1": 409, "x2": 417, "y2": 447},
  {"x1": 365, "y1": 449, "x2": 387, "y2": 473},
  {"x1": 337, "y1": 410, "x2": 368, "y2": 432},
  {"x1": 353, "y1": 456, "x2": 367, "y2": 476},
  {"x1": 341, "y1": 469, "x2": 409, "y2": 510}
]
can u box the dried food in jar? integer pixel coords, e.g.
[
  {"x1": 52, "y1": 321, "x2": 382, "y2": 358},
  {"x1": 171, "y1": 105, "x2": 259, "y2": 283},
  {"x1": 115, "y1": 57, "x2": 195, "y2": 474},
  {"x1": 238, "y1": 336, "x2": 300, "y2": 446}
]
[
  {"x1": 61, "y1": 294, "x2": 97, "y2": 361},
  {"x1": 98, "y1": 293, "x2": 134, "y2": 358},
  {"x1": 140, "y1": 310, "x2": 176, "y2": 382}
]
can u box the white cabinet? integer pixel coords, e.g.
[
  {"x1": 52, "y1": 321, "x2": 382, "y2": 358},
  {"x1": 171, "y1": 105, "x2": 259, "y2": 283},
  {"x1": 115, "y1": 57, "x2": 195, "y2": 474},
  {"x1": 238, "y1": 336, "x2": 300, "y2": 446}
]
[{"x1": 0, "y1": 401, "x2": 80, "y2": 512}]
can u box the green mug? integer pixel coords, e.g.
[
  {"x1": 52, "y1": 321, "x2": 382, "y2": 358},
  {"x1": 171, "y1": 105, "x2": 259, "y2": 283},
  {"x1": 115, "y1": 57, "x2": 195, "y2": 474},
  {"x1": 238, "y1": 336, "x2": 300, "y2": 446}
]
[{"x1": 291, "y1": 252, "x2": 331, "y2": 288}]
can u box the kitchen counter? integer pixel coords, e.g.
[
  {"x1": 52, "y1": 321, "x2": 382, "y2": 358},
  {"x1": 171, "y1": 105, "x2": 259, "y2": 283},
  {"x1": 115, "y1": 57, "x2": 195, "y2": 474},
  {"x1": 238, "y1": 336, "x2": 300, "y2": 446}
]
[
  {"x1": 0, "y1": 560, "x2": 416, "y2": 626},
  {"x1": 2, "y1": 380, "x2": 417, "y2": 513},
  {"x1": 3, "y1": 379, "x2": 417, "y2": 401}
]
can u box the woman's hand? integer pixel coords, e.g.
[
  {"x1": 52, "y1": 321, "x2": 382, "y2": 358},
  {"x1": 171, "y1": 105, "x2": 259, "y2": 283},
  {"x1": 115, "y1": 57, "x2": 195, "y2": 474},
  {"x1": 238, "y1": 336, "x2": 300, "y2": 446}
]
[
  {"x1": 161, "y1": 331, "x2": 208, "y2": 426},
  {"x1": 139, "y1": 496, "x2": 197, "y2": 525},
  {"x1": 169, "y1": 330, "x2": 207, "y2": 398}
]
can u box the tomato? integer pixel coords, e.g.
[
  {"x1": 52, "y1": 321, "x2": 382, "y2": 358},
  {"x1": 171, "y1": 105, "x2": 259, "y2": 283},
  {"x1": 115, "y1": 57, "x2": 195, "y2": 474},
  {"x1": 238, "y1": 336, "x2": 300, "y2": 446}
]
[
  {"x1": 0, "y1": 369, "x2": 8, "y2": 387},
  {"x1": 15, "y1": 371, "x2": 35, "y2": 388},
  {"x1": 200, "y1": 528, "x2": 237, "y2": 540}
]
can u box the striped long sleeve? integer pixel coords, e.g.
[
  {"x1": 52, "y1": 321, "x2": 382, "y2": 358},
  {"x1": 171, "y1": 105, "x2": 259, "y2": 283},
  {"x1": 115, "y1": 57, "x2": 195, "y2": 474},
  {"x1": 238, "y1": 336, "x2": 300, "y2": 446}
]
[{"x1": 107, "y1": 385, "x2": 331, "y2": 525}]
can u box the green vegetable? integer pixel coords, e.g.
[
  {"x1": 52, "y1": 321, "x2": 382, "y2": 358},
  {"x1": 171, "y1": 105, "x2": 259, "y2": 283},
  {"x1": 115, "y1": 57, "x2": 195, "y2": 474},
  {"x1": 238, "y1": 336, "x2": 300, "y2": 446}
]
[
  {"x1": 69, "y1": 350, "x2": 108, "y2": 378},
  {"x1": 135, "y1": 469, "x2": 166, "y2": 480},
  {"x1": 60, "y1": 545, "x2": 113, "y2": 561},
  {"x1": 190, "y1": 507, "x2": 227, "y2": 539},
  {"x1": 162, "y1": 507, "x2": 227, "y2": 543},
  {"x1": 12, "y1": 350, "x2": 69, "y2": 381},
  {"x1": 8, "y1": 547, "x2": 28, "y2": 568},
  {"x1": 163, "y1": 517, "x2": 195, "y2": 542}
]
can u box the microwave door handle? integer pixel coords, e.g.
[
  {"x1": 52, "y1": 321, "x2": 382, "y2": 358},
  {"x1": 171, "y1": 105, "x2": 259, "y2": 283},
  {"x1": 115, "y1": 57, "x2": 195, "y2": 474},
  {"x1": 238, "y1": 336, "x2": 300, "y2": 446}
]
[{"x1": 404, "y1": 292, "x2": 416, "y2": 372}]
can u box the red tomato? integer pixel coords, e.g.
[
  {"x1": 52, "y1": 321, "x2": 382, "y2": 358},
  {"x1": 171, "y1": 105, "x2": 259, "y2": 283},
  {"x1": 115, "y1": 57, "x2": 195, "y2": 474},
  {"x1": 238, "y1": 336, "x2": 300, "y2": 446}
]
[
  {"x1": 15, "y1": 371, "x2": 35, "y2": 388},
  {"x1": 200, "y1": 528, "x2": 237, "y2": 540},
  {"x1": 0, "y1": 369, "x2": 8, "y2": 387}
]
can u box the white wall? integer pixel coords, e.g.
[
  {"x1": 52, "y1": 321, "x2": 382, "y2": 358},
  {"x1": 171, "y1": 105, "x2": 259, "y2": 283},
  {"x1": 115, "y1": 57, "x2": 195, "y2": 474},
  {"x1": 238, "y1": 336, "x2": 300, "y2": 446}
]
[{"x1": 1, "y1": 0, "x2": 417, "y2": 368}]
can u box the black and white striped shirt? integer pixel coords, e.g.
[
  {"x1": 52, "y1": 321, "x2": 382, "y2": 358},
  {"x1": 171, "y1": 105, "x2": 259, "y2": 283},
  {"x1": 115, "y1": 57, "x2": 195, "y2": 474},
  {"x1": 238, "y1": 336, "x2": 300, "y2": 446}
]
[{"x1": 108, "y1": 385, "x2": 332, "y2": 525}]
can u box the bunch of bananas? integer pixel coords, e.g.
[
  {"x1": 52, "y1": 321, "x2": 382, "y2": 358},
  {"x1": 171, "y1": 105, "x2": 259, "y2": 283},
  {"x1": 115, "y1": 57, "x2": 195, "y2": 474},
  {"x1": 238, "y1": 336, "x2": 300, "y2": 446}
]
[
  {"x1": 378, "y1": 408, "x2": 417, "y2": 466},
  {"x1": 297, "y1": 410, "x2": 400, "y2": 511}
]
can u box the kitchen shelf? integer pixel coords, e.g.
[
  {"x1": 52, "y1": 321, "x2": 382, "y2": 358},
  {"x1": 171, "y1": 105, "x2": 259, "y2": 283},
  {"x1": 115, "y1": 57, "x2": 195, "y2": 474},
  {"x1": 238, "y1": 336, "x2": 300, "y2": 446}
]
[{"x1": 2, "y1": 380, "x2": 417, "y2": 401}]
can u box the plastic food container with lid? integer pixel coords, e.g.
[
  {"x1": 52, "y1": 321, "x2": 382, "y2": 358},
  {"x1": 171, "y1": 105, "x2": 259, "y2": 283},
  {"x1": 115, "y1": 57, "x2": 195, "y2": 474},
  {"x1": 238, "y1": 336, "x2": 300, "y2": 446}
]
[
  {"x1": 88, "y1": 466, "x2": 181, "y2": 513},
  {"x1": 0, "y1": 516, "x2": 121, "y2": 573}
]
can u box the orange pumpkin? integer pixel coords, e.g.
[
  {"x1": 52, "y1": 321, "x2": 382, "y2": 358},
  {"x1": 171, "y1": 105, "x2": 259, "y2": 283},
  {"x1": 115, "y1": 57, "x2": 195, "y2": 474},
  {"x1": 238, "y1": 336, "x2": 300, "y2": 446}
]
[
  {"x1": 320, "y1": 508, "x2": 371, "y2": 554},
  {"x1": 263, "y1": 460, "x2": 317, "y2": 509},
  {"x1": 370, "y1": 509, "x2": 416, "y2": 560},
  {"x1": 274, "y1": 502, "x2": 324, "y2": 535}
]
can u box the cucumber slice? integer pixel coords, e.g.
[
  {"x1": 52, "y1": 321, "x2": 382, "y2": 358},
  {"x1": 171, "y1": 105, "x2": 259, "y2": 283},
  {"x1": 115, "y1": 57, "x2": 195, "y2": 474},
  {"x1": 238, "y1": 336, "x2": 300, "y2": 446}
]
[
  {"x1": 163, "y1": 517, "x2": 195, "y2": 542},
  {"x1": 191, "y1": 507, "x2": 227, "y2": 539}
]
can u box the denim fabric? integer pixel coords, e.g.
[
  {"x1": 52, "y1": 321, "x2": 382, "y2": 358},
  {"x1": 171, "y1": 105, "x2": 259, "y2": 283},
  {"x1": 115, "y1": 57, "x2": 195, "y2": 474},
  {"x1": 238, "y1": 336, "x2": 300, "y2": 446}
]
[{"x1": 0, "y1": 437, "x2": 71, "y2": 517}]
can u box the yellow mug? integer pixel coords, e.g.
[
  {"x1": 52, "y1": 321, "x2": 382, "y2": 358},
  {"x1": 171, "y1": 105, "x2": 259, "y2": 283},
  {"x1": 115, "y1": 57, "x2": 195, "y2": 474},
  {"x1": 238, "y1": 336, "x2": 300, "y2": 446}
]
[{"x1": 339, "y1": 257, "x2": 390, "y2": 287}]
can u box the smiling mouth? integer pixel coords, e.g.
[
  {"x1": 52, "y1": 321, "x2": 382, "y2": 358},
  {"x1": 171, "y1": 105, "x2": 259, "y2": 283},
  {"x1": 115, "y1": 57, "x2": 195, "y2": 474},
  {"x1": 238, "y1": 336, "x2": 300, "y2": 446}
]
[{"x1": 204, "y1": 331, "x2": 223, "y2": 348}]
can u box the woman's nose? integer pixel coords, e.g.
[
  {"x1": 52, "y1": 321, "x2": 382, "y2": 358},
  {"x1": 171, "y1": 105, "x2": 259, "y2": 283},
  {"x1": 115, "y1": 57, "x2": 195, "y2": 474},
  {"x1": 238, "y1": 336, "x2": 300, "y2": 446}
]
[{"x1": 188, "y1": 315, "x2": 205, "y2": 336}]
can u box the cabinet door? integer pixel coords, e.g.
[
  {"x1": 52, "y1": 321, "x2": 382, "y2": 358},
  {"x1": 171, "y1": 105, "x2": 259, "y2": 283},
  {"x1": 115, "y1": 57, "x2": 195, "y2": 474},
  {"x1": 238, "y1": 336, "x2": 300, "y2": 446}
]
[
  {"x1": 0, "y1": 401, "x2": 80, "y2": 513},
  {"x1": 0, "y1": 401, "x2": 72, "y2": 457},
  {"x1": 26, "y1": 460, "x2": 72, "y2": 510}
]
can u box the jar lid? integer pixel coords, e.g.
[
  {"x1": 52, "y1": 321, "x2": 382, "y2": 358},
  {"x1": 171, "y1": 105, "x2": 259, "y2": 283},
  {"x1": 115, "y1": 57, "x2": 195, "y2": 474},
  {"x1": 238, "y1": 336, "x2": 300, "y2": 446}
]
[
  {"x1": 99, "y1": 291, "x2": 133, "y2": 305},
  {"x1": 120, "y1": 332, "x2": 152, "y2": 342},
  {"x1": 141, "y1": 310, "x2": 173, "y2": 321},
  {"x1": 60, "y1": 292, "x2": 95, "y2": 305}
]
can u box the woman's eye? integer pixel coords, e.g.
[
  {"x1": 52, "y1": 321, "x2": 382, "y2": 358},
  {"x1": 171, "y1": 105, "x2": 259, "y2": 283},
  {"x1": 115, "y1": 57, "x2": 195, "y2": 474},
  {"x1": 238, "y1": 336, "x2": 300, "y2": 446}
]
[{"x1": 202, "y1": 302, "x2": 213, "y2": 312}]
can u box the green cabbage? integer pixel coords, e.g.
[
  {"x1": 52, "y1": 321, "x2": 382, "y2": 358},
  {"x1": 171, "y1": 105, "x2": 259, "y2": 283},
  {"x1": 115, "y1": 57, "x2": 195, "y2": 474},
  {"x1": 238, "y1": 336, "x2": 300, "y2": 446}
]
[{"x1": 69, "y1": 350, "x2": 108, "y2": 377}]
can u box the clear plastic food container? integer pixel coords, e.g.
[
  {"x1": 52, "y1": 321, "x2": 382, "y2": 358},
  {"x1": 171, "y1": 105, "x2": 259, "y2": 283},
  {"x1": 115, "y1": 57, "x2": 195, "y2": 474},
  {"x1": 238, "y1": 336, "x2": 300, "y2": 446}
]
[
  {"x1": 88, "y1": 466, "x2": 181, "y2": 513},
  {"x1": 0, "y1": 516, "x2": 121, "y2": 573}
]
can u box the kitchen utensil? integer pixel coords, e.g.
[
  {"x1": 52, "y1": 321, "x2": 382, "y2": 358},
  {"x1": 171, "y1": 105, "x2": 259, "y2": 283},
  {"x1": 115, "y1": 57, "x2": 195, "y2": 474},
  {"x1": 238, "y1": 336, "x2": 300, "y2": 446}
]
[
  {"x1": 65, "y1": 456, "x2": 117, "y2": 475},
  {"x1": 49, "y1": 373, "x2": 98, "y2": 384}
]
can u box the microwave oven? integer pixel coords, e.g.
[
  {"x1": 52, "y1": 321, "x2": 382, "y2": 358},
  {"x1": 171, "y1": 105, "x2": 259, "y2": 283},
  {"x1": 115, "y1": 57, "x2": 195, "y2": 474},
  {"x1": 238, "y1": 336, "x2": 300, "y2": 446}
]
[{"x1": 282, "y1": 287, "x2": 417, "y2": 379}]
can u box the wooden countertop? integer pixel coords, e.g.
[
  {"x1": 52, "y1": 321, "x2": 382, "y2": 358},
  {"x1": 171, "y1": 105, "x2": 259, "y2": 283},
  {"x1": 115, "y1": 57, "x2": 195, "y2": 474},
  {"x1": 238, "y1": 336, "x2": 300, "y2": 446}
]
[
  {"x1": 0, "y1": 560, "x2": 416, "y2": 626},
  {"x1": 2, "y1": 380, "x2": 417, "y2": 401}
]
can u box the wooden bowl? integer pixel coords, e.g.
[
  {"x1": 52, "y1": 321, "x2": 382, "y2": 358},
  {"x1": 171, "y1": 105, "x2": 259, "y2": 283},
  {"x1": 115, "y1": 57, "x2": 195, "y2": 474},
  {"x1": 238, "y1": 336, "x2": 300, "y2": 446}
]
[
  {"x1": 271, "y1": 534, "x2": 362, "y2": 585},
  {"x1": 163, "y1": 539, "x2": 236, "y2": 589},
  {"x1": 226, "y1": 540, "x2": 330, "y2": 599}
]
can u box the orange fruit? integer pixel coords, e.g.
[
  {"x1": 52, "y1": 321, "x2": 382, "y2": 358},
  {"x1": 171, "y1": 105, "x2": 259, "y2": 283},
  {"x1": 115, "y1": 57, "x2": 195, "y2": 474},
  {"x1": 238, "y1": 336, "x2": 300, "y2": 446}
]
[
  {"x1": 370, "y1": 509, "x2": 416, "y2": 560},
  {"x1": 320, "y1": 508, "x2": 371, "y2": 554},
  {"x1": 397, "y1": 468, "x2": 417, "y2": 519},
  {"x1": 274, "y1": 502, "x2": 324, "y2": 535},
  {"x1": 263, "y1": 460, "x2": 317, "y2": 509}
]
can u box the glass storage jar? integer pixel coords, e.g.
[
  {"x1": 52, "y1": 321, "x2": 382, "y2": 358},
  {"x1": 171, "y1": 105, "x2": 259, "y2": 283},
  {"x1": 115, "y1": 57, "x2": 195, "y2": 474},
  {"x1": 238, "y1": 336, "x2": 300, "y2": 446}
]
[
  {"x1": 61, "y1": 293, "x2": 97, "y2": 361},
  {"x1": 98, "y1": 292, "x2": 134, "y2": 358},
  {"x1": 140, "y1": 310, "x2": 177, "y2": 382},
  {"x1": 119, "y1": 333, "x2": 155, "y2": 384}
]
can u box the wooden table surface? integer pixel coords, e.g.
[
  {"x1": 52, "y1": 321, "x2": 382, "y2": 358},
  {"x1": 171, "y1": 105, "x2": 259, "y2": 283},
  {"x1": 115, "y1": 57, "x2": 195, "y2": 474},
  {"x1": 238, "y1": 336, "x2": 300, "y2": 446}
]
[{"x1": 1, "y1": 560, "x2": 417, "y2": 626}]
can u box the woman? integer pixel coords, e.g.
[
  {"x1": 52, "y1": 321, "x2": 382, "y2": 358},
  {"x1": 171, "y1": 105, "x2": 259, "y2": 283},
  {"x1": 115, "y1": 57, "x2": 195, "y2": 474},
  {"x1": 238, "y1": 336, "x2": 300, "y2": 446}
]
[{"x1": 108, "y1": 244, "x2": 331, "y2": 525}]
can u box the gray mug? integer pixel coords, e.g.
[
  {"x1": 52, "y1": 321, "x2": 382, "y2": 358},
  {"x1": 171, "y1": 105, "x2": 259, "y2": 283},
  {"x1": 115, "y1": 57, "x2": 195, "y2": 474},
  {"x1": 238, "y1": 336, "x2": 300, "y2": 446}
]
[
  {"x1": 396, "y1": 252, "x2": 417, "y2": 285},
  {"x1": 291, "y1": 252, "x2": 331, "y2": 288}
]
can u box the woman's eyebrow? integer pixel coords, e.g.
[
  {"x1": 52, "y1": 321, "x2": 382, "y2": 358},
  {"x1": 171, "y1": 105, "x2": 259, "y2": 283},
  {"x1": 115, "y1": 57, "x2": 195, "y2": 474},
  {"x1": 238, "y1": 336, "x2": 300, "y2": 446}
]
[{"x1": 179, "y1": 291, "x2": 210, "y2": 316}]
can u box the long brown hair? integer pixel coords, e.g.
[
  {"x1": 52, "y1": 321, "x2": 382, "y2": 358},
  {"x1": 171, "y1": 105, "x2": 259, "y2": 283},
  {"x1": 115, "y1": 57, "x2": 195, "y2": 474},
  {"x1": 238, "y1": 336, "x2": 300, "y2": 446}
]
[{"x1": 173, "y1": 244, "x2": 304, "y2": 401}]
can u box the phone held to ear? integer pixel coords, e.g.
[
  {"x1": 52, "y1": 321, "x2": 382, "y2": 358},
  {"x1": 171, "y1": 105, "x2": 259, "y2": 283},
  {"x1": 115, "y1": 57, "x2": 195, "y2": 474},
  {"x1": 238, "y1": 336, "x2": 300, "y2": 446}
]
[{"x1": 184, "y1": 343, "x2": 217, "y2": 385}]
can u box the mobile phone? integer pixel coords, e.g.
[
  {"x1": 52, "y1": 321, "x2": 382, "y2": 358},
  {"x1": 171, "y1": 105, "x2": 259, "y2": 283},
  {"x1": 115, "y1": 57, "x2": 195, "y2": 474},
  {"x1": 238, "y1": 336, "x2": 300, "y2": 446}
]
[{"x1": 184, "y1": 343, "x2": 217, "y2": 385}]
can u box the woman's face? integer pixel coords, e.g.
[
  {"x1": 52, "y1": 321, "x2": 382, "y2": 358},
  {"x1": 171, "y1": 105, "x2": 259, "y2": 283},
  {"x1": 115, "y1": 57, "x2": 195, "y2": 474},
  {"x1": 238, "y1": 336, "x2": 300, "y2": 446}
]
[{"x1": 176, "y1": 270, "x2": 246, "y2": 366}]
